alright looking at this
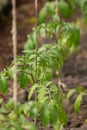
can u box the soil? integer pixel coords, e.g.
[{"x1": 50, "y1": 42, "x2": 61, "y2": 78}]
[{"x1": 0, "y1": 0, "x2": 87, "y2": 130}]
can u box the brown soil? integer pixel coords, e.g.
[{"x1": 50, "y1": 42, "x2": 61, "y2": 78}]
[
  {"x1": 62, "y1": 29, "x2": 87, "y2": 130},
  {"x1": 0, "y1": 1, "x2": 87, "y2": 130}
]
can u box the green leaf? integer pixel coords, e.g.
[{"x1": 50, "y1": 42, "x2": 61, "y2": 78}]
[
  {"x1": 46, "y1": 2, "x2": 55, "y2": 16},
  {"x1": 50, "y1": 84, "x2": 58, "y2": 93},
  {"x1": 7, "y1": 67, "x2": 13, "y2": 79},
  {"x1": 8, "y1": 127, "x2": 16, "y2": 130},
  {"x1": 28, "y1": 84, "x2": 38, "y2": 100},
  {"x1": 0, "y1": 74, "x2": 8, "y2": 93},
  {"x1": 24, "y1": 32, "x2": 36, "y2": 50},
  {"x1": 29, "y1": 54, "x2": 36, "y2": 60},
  {"x1": 52, "y1": 94, "x2": 67, "y2": 125},
  {"x1": 46, "y1": 81, "x2": 53, "y2": 87},
  {"x1": 60, "y1": 23, "x2": 80, "y2": 53},
  {"x1": 10, "y1": 121, "x2": 22, "y2": 130},
  {"x1": 22, "y1": 122, "x2": 37, "y2": 130},
  {"x1": 10, "y1": 127, "x2": 16, "y2": 130},
  {"x1": 0, "y1": 98, "x2": 3, "y2": 104},
  {"x1": 0, "y1": 114, "x2": 5, "y2": 121},
  {"x1": 8, "y1": 111, "x2": 17, "y2": 120},
  {"x1": 29, "y1": 102, "x2": 38, "y2": 120},
  {"x1": 66, "y1": 89, "x2": 76, "y2": 99},
  {"x1": 39, "y1": 6, "x2": 47, "y2": 23},
  {"x1": 6, "y1": 99, "x2": 14, "y2": 109},
  {"x1": 18, "y1": 73, "x2": 30, "y2": 88},
  {"x1": 37, "y1": 86, "x2": 49, "y2": 103},
  {"x1": 58, "y1": 1, "x2": 73, "y2": 18},
  {"x1": 40, "y1": 103, "x2": 50, "y2": 127},
  {"x1": 74, "y1": 94, "x2": 83, "y2": 113},
  {"x1": 49, "y1": 100, "x2": 59, "y2": 125},
  {"x1": 23, "y1": 102, "x2": 31, "y2": 116},
  {"x1": 0, "y1": 125, "x2": 8, "y2": 130},
  {"x1": 38, "y1": 24, "x2": 46, "y2": 37},
  {"x1": 53, "y1": 121, "x2": 63, "y2": 130},
  {"x1": 76, "y1": 86, "x2": 85, "y2": 93},
  {"x1": 83, "y1": 1, "x2": 87, "y2": 22}
]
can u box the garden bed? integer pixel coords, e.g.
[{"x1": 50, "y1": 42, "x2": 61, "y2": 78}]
[{"x1": 0, "y1": 0, "x2": 87, "y2": 129}]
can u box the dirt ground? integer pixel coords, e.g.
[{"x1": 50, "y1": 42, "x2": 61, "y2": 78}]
[
  {"x1": 0, "y1": 0, "x2": 87, "y2": 130},
  {"x1": 62, "y1": 30, "x2": 87, "y2": 130}
]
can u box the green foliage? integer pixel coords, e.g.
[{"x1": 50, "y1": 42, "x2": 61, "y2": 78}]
[
  {"x1": 81, "y1": 0, "x2": 87, "y2": 23},
  {"x1": 0, "y1": 0, "x2": 81, "y2": 128},
  {"x1": 67, "y1": 86, "x2": 87, "y2": 113},
  {"x1": 49, "y1": 94, "x2": 67, "y2": 129},
  {"x1": 39, "y1": 0, "x2": 87, "y2": 23},
  {"x1": 74, "y1": 94, "x2": 83, "y2": 113},
  {"x1": 67, "y1": 88, "x2": 76, "y2": 99},
  {"x1": 25, "y1": 31, "x2": 37, "y2": 50},
  {"x1": 38, "y1": 1, "x2": 73, "y2": 23},
  {"x1": 22, "y1": 19, "x2": 80, "y2": 90},
  {"x1": 27, "y1": 82, "x2": 67, "y2": 129},
  {"x1": 0, "y1": 16, "x2": 80, "y2": 129},
  {"x1": 18, "y1": 73, "x2": 30, "y2": 88},
  {"x1": 0, "y1": 72, "x2": 8, "y2": 93},
  {"x1": 73, "y1": 0, "x2": 87, "y2": 22},
  {"x1": 58, "y1": 1, "x2": 73, "y2": 18},
  {"x1": 0, "y1": 99, "x2": 37, "y2": 130},
  {"x1": 39, "y1": 6, "x2": 48, "y2": 24}
]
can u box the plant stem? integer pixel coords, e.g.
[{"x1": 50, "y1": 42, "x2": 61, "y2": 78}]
[
  {"x1": 55, "y1": 0, "x2": 63, "y2": 99},
  {"x1": 55, "y1": 0, "x2": 58, "y2": 43},
  {"x1": 34, "y1": 0, "x2": 38, "y2": 125},
  {"x1": 34, "y1": 0, "x2": 38, "y2": 83},
  {"x1": 12, "y1": 0, "x2": 17, "y2": 108},
  {"x1": 56, "y1": 0, "x2": 58, "y2": 16}
]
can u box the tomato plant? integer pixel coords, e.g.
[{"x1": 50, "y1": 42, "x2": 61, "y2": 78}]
[
  {"x1": 0, "y1": 16, "x2": 80, "y2": 129},
  {"x1": 0, "y1": 1, "x2": 82, "y2": 130},
  {"x1": 39, "y1": 0, "x2": 87, "y2": 23}
]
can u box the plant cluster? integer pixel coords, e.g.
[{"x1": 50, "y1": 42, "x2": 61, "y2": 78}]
[
  {"x1": 0, "y1": 0, "x2": 83, "y2": 130},
  {"x1": 67, "y1": 86, "x2": 87, "y2": 114},
  {"x1": 0, "y1": 99, "x2": 37, "y2": 130},
  {"x1": 0, "y1": 16, "x2": 80, "y2": 130},
  {"x1": 39, "y1": 0, "x2": 87, "y2": 23}
]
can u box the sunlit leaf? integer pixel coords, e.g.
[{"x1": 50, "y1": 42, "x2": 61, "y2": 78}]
[
  {"x1": 22, "y1": 122, "x2": 37, "y2": 130},
  {"x1": 24, "y1": 32, "x2": 37, "y2": 50},
  {"x1": 8, "y1": 111, "x2": 17, "y2": 120},
  {"x1": 0, "y1": 114, "x2": 5, "y2": 121},
  {"x1": 5, "y1": 99, "x2": 14, "y2": 109},
  {"x1": 28, "y1": 84, "x2": 38, "y2": 100},
  {"x1": 74, "y1": 94, "x2": 83, "y2": 113},
  {"x1": 66, "y1": 89, "x2": 76, "y2": 99}
]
